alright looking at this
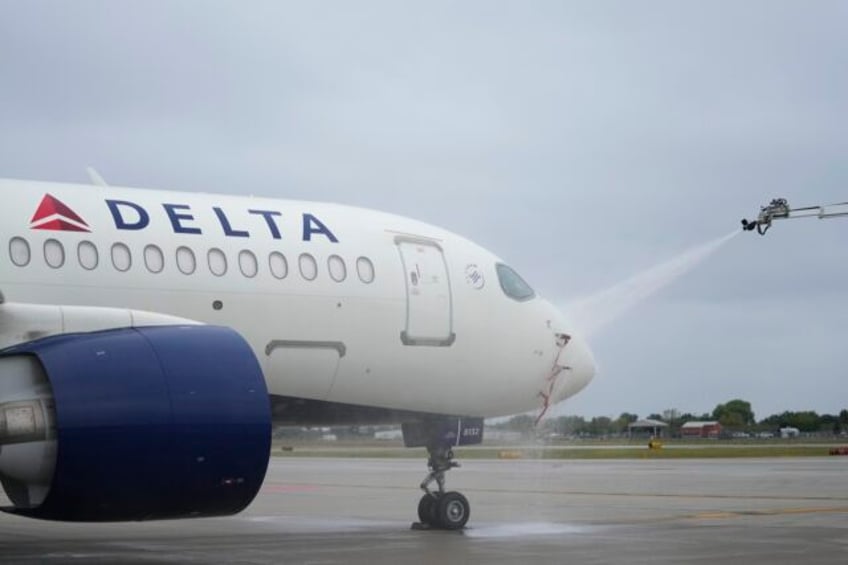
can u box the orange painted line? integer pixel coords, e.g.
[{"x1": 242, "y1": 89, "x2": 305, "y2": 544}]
[{"x1": 690, "y1": 507, "x2": 848, "y2": 520}]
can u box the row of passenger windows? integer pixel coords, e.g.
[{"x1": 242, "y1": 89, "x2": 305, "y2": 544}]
[{"x1": 8, "y1": 237, "x2": 376, "y2": 284}]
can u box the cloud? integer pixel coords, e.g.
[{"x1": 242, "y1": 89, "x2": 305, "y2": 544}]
[{"x1": 1, "y1": 1, "x2": 846, "y2": 417}]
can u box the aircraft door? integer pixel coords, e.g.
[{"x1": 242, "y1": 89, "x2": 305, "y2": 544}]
[{"x1": 395, "y1": 237, "x2": 455, "y2": 346}]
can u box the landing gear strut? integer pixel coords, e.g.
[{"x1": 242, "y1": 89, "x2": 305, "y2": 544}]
[{"x1": 416, "y1": 445, "x2": 469, "y2": 530}]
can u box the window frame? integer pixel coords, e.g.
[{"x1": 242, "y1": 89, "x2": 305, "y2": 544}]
[
  {"x1": 111, "y1": 242, "x2": 132, "y2": 273},
  {"x1": 495, "y1": 263, "x2": 536, "y2": 302},
  {"x1": 143, "y1": 244, "x2": 165, "y2": 274},
  {"x1": 78, "y1": 240, "x2": 100, "y2": 271},
  {"x1": 298, "y1": 253, "x2": 318, "y2": 281},
  {"x1": 356, "y1": 256, "x2": 375, "y2": 284},
  {"x1": 9, "y1": 237, "x2": 31, "y2": 267}
]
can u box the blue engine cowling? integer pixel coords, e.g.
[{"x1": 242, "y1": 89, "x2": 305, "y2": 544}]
[{"x1": 0, "y1": 325, "x2": 271, "y2": 521}]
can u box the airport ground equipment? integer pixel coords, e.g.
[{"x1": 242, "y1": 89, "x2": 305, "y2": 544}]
[{"x1": 742, "y1": 199, "x2": 848, "y2": 235}]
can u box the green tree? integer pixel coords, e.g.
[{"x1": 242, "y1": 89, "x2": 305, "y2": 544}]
[
  {"x1": 504, "y1": 414, "x2": 536, "y2": 433},
  {"x1": 820, "y1": 414, "x2": 837, "y2": 426},
  {"x1": 552, "y1": 415, "x2": 587, "y2": 436},
  {"x1": 587, "y1": 416, "x2": 614, "y2": 436},
  {"x1": 713, "y1": 399, "x2": 755, "y2": 428},
  {"x1": 615, "y1": 412, "x2": 638, "y2": 433},
  {"x1": 759, "y1": 411, "x2": 821, "y2": 433},
  {"x1": 787, "y1": 411, "x2": 821, "y2": 432},
  {"x1": 662, "y1": 409, "x2": 680, "y2": 422},
  {"x1": 830, "y1": 412, "x2": 846, "y2": 434}
]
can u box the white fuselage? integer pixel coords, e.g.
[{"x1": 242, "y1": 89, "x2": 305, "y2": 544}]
[{"x1": 0, "y1": 179, "x2": 595, "y2": 419}]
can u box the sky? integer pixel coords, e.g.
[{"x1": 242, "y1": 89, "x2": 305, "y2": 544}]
[{"x1": 1, "y1": 1, "x2": 846, "y2": 421}]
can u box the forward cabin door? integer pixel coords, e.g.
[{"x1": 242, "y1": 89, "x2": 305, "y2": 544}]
[{"x1": 395, "y1": 237, "x2": 455, "y2": 346}]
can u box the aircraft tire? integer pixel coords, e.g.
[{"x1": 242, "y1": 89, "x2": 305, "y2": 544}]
[
  {"x1": 417, "y1": 494, "x2": 439, "y2": 525},
  {"x1": 436, "y1": 491, "x2": 469, "y2": 530}
]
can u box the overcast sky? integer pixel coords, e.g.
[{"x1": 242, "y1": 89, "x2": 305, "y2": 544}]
[{"x1": 1, "y1": 1, "x2": 845, "y2": 421}]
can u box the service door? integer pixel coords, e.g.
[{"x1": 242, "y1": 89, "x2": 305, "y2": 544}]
[{"x1": 396, "y1": 237, "x2": 455, "y2": 346}]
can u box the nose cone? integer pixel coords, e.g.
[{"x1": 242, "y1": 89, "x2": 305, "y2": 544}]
[{"x1": 553, "y1": 333, "x2": 596, "y2": 404}]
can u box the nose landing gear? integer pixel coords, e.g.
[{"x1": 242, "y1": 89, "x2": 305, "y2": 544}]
[
  {"x1": 416, "y1": 445, "x2": 469, "y2": 530},
  {"x1": 402, "y1": 417, "x2": 483, "y2": 531}
]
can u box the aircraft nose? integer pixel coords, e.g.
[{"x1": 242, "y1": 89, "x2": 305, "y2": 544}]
[{"x1": 552, "y1": 332, "x2": 596, "y2": 403}]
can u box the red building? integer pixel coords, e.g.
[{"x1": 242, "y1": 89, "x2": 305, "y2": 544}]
[{"x1": 680, "y1": 421, "x2": 722, "y2": 438}]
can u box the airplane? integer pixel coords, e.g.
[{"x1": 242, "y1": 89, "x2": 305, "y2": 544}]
[{"x1": 0, "y1": 177, "x2": 596, "y2": 530}]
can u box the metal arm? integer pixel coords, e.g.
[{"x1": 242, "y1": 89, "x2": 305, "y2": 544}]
[{"x1": 741, "y1": 198, "x2": 848, "y2": 235}]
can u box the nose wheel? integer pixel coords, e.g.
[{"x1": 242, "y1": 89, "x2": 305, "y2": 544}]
[
  {"x1": 417, "y1": 491, "x2": 470, "y2": 530},
  {"x1": 414, "y1": 445, "x2": 470, "y2": 530}
]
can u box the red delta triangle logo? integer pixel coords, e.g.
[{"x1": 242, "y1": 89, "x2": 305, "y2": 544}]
[{"x1": 29, "y1": 194, "x2": 91, "y2": 232}]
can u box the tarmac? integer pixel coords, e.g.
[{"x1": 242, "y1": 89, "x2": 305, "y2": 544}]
[{"x1": 1, "y1": 456, "x2": 847, "y2": 564}]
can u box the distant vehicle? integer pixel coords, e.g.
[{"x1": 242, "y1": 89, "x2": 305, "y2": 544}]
[
  {"x1": 374, "y1": 430, "x2": 404, "y2": 441},
  {"x1": 757, "y1": 432, "x2": 775, "y2": 439},
  {"x1": 780, "y1": 427, "x2": 800, "y2": 439}
]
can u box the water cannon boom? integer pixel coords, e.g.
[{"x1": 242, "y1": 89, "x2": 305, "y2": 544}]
[{"x1": 741, "y1": 198, "x2": 848, "y2": 235}]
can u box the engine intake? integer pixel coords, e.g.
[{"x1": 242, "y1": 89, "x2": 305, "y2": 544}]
[{"x1": 0, "y1": 325, "x2": 271, "y2": 521}]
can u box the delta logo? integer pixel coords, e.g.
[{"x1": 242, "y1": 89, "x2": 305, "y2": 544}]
[
  {"x1": 29, "y1": 194, "x2": 91, "y2": 232},
  {"x1": 28, "y1": 193, "x2": 339, "y2": 242}
]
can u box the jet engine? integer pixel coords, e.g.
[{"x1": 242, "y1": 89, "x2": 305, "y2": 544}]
[{"x1": 0, "y1": 325, "x2": 271, "y2": 521}]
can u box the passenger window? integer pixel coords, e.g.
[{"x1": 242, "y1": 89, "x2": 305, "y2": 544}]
[
  {"x1": 111, "y1": 243, "x2": 132, "y2": 272},
  {"x1": 269, "y1": 251, "x2": 288, "y2": 279},
  {"x1": 496, "y1": 263, "x2": 535, "y2": 301},
  {"x1": 356, "y1": 256, "x2": 375, "y2": 284},
  {"x1": 208, "y1": 248, "x2": 227, "y2": 276},
  {"x1": 299, "y1": 253, "x2": 317, "y2": 281},
  {"x1": 44, "y1": 239, "x2": 65, "y2": 269},
  {"x1": 239, "y1": 250, "x2": 258, "y2": 278},
  {"x1": 144, "y1": 245, "x2": 164, "y2": 273},
  {"x1": 328, "y1": 255, "x2": 346, "y2": 282},
  {"x1": 9, "y1": 237, "x2": 31, "y2": 267},
  {"x1": 176, "y1": 246, "x2": 196, "y2": 275},
  {"x1": 78, "y1": 241, "x2": 99, "y2": 271}
]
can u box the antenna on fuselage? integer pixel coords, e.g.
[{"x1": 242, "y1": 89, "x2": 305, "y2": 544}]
[{"x1": 85, "y1": 167, "x2": 109, "y2": 188}]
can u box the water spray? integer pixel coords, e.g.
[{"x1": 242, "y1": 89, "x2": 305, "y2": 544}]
[{"x1": 566, "y1": 230, "x2": 740, "y2": 339}]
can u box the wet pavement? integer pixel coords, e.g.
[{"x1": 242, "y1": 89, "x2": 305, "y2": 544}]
[{"x1": 1, "y1": 457, "x2": 846, "y2": 563}]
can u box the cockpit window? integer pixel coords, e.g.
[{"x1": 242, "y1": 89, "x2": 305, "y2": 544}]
[{"x1": 496, "y1": 263, "x2": 536, "y2": 301}]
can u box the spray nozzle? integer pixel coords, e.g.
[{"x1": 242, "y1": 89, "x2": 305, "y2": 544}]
[{"x1": 742, "y1": 198, "x2": 790, "y2": 235}]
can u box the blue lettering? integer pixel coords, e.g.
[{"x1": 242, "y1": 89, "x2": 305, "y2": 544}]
[
  {"x1": 163, "y1": 204, "x2": 201, "y2": 235},
  {"x1": 302, "y1": 213, "x2": 338, "y2": 243},
  {"x1": 106, "y1": 201, "x2": 338, "y2": 242},
  {"x1": 214, "y1": 207, "x2": 249, "y2": 238},
  {"x1": 249, "y1": 210, "x2": 282, "y2": 240},
  {"x1": 106, "y1": 200, "x2": 150, "y2": 231}
]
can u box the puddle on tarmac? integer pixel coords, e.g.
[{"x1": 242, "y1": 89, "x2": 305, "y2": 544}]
[
  {"x1": 463, "y1": 522, "x2": 593, "y2": 539},
  {"x1": 242, "y1": 516, "x2": 595, "y2": 539}
]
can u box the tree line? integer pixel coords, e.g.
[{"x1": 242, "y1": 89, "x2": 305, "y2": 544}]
[{"x1": 491, "y1": 399, "x2": 848, "y2": 437}]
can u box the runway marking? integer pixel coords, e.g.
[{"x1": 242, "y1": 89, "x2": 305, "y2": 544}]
[
  {"x1": 690, "y1": 507, "x2": 848, "y2": 520},
  {"x1": 261, "y1": 484, "x2": 320, "y2": 493},
  {"x1": 519, "y1": 490, "x2": 848, "y2": 503},
  {"x1": 605, "y1": 506, "x2": 848, "y2": 527},
  {"x1": 275, "y1": 482, "x2": 848, "y2": 503}
]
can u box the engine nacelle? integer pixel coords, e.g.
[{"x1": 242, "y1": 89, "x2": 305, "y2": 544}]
[{"x1": 0, "y1": 325, "x2": 271, "y2": 521}]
